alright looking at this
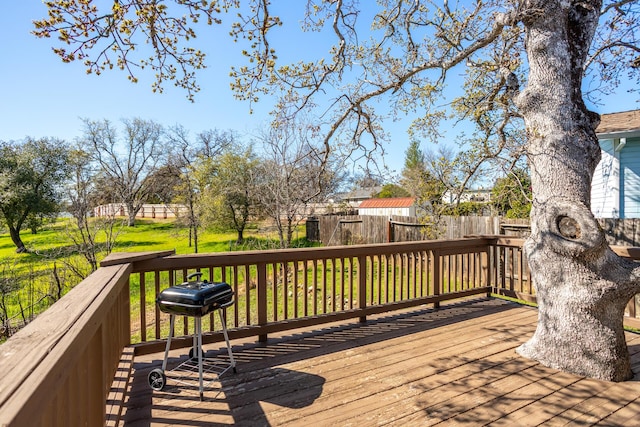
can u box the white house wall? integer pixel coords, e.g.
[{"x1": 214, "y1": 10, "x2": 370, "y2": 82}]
[
  {"x1": 620, "y1": 137, "x2": 640, "y2": 218},
  {"x1": 591, "y1": 139, "x2": 619, "y2": 218}
]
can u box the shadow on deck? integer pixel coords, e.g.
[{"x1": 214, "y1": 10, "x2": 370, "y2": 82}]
[{"x1": 120, "y1": 298, "x2": 640, "y2": 426}]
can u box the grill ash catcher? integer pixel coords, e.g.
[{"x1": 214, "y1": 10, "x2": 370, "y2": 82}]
[{"x1": 147, "y1": 272, "x2": 236, "y2": 400}]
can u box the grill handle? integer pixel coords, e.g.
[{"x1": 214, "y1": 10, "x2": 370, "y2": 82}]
[{"x1": 187, "y1": 272, "x2": 203, "y2": 281}]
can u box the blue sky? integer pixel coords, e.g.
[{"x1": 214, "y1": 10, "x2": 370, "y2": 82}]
[
  {"x1": 1, "y1": 2, "x2": 638, "y2": 180},
  {"x1": 1, "y1": 3, "x2": 269, "y2": 143}
]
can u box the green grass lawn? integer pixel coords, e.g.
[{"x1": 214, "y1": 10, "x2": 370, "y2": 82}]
[
  {"x1": 0, "y1": 217, "x2": 313, "y2": 337},
  {"x1": 0, "y1": 217, "x2": 310, "y2": 264},
  {"x1": 1, "y1": 217, "x2": 492, "y2": 344}
]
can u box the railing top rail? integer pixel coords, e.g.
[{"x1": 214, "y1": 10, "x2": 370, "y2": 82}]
[
  {"x1": 101, "y1": 249, "x2": 176, "y2": 267},
  {"x1": 124, "y1": 237, "x2": 495, "y2": 273},
  {"x1": 478, "y1": 235, "x2": 640, "y2": 261}
]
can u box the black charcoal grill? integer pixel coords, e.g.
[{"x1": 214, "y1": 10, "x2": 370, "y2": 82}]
[{"x1": 147, "y1": 272, "x2": 236, "y2": 400}]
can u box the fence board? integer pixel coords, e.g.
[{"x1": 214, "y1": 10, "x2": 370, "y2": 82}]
[
  {"x1": 316, "y1": 215, "x2": 640, "y2": 247},
  {"x1": 316, "y1": 215, "x2": 525, "y2": 245}
]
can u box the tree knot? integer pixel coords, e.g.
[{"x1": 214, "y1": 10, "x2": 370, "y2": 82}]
[
  {"x1": 535, "y1": 198, "x2": 604, "y2": 258},
  {"x1": 557, "y1": 215, "x2": 581, "y2": 239}
]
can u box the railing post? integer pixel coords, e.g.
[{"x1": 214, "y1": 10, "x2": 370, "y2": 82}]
[
  {"x1": 358, "y1": 255, "x2": 367, "y2": 323},
  {"x1": 124, "y1": 276, "x2": 132, "y2": 346},
  {"x1": 483, "y1": 245, "x2": 491, "y2": 298},
  {"x1": 257, "y1": 262, "x2": 268, "y2": 342},
  {"x1": 433, "y1": 250, "x2": 441, "y2": 309},
  {"x1": 139, "y1": 272, "x2": 146, "y2": 342}
]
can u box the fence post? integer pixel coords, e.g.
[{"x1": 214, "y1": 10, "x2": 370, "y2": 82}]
[
  {"x1": 358, "y1": 255, "x2": 367, "y2": 323},
  {"x1": 257, "y1": 262, "x2": 268, "y2": 342},
  {"x1": 306, "y1": 216, "x2": 320, "y2": 242}
]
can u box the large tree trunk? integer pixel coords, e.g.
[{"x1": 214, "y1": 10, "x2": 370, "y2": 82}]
[
  {"x1": 515, "y1": 0, "x2": 640, "y2": 381},
  {"x1": 8, "y1": 226, "x2": 26, "y2": 254},
  {"x1": 126, "y1": 202, "x2": 137, "y2": 227},
  {"x1": 193, "y1": 222, "x2": 199, "y2": 254}
]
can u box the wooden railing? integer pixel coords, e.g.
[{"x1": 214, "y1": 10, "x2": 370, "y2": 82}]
[
  {"x1": 1, "y1": 236, "x2": 638, "y2": 426},
  {"x1": 0, "y1": 262, "x2": 133, "y2": 427},
  {"x1": 486, "y1": 236, "x2": 640, "y2": 326},
  {"x1": 120, "y1": 238, "x2": 493, "y2": 355}
]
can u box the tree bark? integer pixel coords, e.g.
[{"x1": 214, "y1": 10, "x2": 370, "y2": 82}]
[
  {"x1": 8, "y1": 226, "x2": 26, "y2": 254},
  {"x1": 193, "y1": 220, "x2": 199, "y2": 254},
  {"x1": 3, "y1": 208, "x2": 28, "y2": 253},
  {"x1": 126, "y1": 202, "x2": 137, "y2": 227},
  {"x1": 515, "y1": 0, "x2": 640, "y2": 381}
]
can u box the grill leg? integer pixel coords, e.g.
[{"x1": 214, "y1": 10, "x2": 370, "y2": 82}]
[
  {"x1": 161, "y1": 315, "x2": 176, "y2": 372},
  {"x1": 191, "y1": 326, "x2": 199, "y2": 360},
  {"x1": 196, "y1": 316, "x2": 204, "y2": 401},
  {"x1": 219, "y1": 308, "x2": 236, "y2": 372}
]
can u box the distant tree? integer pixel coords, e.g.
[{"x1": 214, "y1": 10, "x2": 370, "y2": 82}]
[
  {"x1": 194, "y1": 129, "x2": 237, "y2": 159},
  {"x1": 255, "y1": 120, "x2": 340, "y2": 248},
  {"x1": 492, "y1": 168, "x2": 532, "y2": 219},
  {"x1": 401, "y1": 141, "x2": 426, "y2": 197},
  {"x1": 399, "y1": 143, "x2": 462, "y2": 224},
  {"x1": 200, "y1": 146, "x2": 260, "y2": 244},
  {"x1": 409, "y1": 146, "x2": 455, "y2": 221},
  {"x1": 350, "y1": 172, "x2": 384, "y2": 191},
  {"x1": 423, "y1": 146, "x2": 466, "y2": 204},
  {"x1": 66, "y1": 148, "x2": 97, "y2": 228},
  {"x1": 61, "y1": 146, "x2": 124, "y2": 275},
  {"x1": 0, "y1": 138, "x2": 70, "y2": 252},
  {"x1": 144, "y1": 164, "x2": 184, "y2": 205},
  {"x1": 165, "y1": 126, "x2": 237, "y2": 252},
  {"x1": 81, "y1": 118, "x2": 167, "y2": 226},
  {"x1": 376, "y1": 184, "x2": 410, "y2": 199}
]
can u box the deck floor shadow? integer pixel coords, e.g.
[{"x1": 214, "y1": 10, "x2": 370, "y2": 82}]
[{"x1": 121, "y1": 298, "x2": 640, "y2": 426}]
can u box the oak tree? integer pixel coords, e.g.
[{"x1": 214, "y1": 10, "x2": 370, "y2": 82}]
[
  {"x1": 0, "y1": 138, "x2": 70, "y2": 253},
  {"x1": 199, "y1": 145, "x2": 260, "y2": 244},
  {"x1": 80, "y1": 118, "x2": 167, "y2": 226},
  {"x1": 254, "y1": 120, "x2": 338, "y2": 248},
  {"x1": 163, "y1": 126, "x2": 236, "y2": 252},
  {"x1": 36, "y1": 1, "x2": 640, "y2": 381}
]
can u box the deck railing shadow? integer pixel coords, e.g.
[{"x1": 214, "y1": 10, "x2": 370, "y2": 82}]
[
  {"x1": 130, "y1": 297, "x2": 521, "y2": 425},
  {"x1": 406, "y1": 345, "x2": 640, "y2": 426},
  {"x1": 141, "y1": 297, "x2": 521, "y2": 373}
]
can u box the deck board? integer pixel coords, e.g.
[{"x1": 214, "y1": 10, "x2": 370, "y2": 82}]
[{"x1": 120, "y1": 298, "x2": 640, "y2": 426}]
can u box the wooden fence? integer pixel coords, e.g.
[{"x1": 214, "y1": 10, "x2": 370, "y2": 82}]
[
  {"x1": 598, "y1": 218, "x2": 640, "y2": 246},
  {"x1": 314, "y1": 215, "x2": 530, "y2": 245},
  {"x1": 313, "y1": 215, "x2": 640, "y2": 247}
]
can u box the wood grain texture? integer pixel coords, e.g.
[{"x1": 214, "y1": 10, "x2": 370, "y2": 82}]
[
  {"x1": 121, "y1": 298, "x2": 640, "y2": 426},
  {"x1": 0, "y1": 263, "x2": 132, "y2": 426}
]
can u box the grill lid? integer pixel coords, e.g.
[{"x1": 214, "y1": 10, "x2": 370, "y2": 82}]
[{"x1": 157, "y1": 273, "x2": 233, "y2": 317}]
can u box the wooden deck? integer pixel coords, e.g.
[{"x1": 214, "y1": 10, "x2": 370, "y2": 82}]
[{"x1": 119, "y1": 298, "x2": 640, "y2": 426}]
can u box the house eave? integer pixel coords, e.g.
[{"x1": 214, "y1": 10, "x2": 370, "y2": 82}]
[{"x1": 597, "y1": 130, "x2": 640, "y2": 140}]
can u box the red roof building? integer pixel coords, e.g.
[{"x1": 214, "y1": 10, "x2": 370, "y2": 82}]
[{"x1": 357, "y1": 197, "x2": 417, "y2": 217}]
